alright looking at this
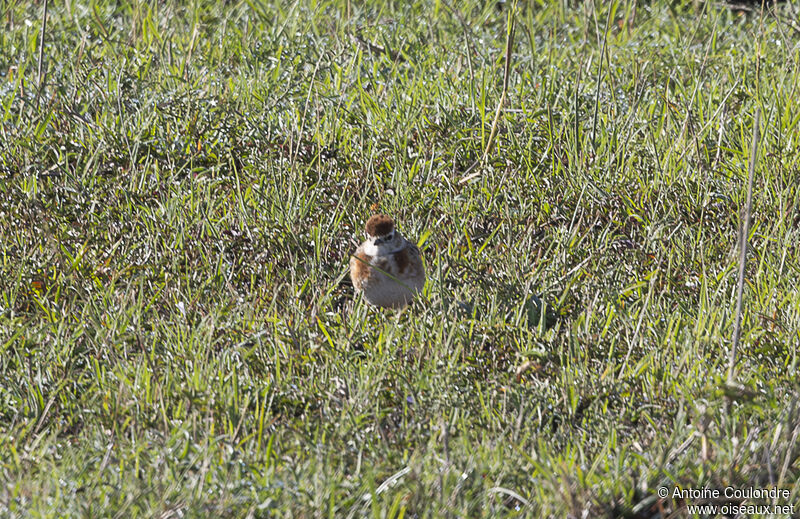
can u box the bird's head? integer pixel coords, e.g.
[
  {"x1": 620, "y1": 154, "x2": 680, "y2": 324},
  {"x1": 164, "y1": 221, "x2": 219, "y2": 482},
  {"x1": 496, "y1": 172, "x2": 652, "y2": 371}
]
[{"x1": 364, "y1": 214, "x2": 403, "y2": 253}]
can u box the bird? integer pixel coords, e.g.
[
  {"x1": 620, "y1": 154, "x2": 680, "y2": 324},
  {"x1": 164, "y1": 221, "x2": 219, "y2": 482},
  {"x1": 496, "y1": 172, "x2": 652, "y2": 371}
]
[{"x1": 349, "y1": 214, "x2": 426, "y2": 309}]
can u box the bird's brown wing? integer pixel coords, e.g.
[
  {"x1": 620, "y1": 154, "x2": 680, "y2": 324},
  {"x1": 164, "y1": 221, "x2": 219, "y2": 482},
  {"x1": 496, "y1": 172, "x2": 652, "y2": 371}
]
[{"x1": 349, "y1": 248, "x2": 373, "y2": 290}]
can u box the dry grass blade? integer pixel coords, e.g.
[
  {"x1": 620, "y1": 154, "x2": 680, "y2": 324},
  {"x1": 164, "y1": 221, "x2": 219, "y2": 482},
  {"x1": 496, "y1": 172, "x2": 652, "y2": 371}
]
[
  {"x1": 35, "y1": 0, "x2": 49, "y2": 108},
  {"x1": 590, "y1": 6, "x2": 612, "y2": 149},
  {"x1": 727, "y1": 107, "x2": 761, "y2": 385},
  {"x1": 441, "y1": 0, "x2": 476, "y2": 112},
  {"x1": 482, "y1": 2, "x2": 516, "y2": 159},
  {"x1": 486, "y1": 486, "x2": 531, "y2": 507},
  {"x1": 459, "y1": 1, "x2": 516, "y2": 183}
]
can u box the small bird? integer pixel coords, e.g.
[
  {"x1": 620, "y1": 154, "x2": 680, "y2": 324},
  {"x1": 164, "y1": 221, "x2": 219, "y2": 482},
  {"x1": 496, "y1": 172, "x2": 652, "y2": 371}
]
[{"x1": 350, "y1": 214, "x2": 426, "y2": 309}]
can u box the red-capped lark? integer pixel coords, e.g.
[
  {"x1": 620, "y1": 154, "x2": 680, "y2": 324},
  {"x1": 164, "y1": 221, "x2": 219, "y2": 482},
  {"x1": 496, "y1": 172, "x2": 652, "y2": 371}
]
[{"x1": 350, "y1": 214, "x2": 426, "y2": 309}]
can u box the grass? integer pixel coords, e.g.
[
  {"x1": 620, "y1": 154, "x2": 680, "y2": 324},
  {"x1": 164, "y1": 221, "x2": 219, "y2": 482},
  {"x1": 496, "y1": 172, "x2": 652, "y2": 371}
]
[{"x1": 1, "y1": 0, "x2": 799, "y2": 516}]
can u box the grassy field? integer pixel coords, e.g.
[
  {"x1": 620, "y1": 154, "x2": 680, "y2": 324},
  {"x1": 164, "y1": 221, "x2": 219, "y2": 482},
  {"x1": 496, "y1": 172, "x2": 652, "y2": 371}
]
[{"x1": 1, "y1": 0, "x2": 799, "y2": 516}]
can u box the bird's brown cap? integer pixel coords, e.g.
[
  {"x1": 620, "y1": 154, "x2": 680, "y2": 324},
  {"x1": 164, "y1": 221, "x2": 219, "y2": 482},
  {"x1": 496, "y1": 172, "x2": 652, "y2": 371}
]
[{"x1": 365, "y1": 214, "x2": 395, "y2": 237}]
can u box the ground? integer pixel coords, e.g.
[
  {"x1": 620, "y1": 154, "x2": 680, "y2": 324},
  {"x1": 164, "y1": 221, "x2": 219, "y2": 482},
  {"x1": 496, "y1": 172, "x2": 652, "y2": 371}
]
[{"x1": 1, "y1": 0, "x2": 799, "y2": 517}]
